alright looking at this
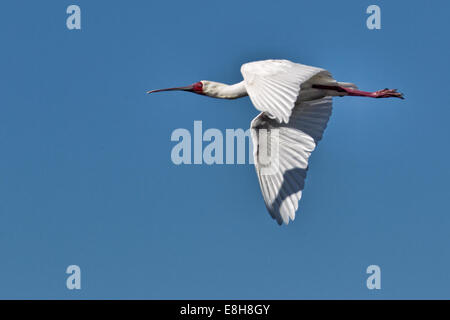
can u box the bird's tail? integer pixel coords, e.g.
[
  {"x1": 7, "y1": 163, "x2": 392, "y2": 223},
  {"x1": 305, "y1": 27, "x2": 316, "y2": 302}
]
[{"x1": 337, "y1": 82, "x2": 358, "y2": 89}]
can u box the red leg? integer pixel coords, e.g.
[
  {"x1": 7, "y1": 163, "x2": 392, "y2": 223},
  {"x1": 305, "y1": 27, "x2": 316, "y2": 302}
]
[{"x1": 312, "y1": 84, "x2": 404, "y2": 99}]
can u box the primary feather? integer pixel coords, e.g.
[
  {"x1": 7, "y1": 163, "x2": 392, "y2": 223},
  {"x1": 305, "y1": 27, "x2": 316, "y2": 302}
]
[
  {"x1": 250, "y1": 97, "x2": 333, "y2": 225},
  {"x1": 241, "y1": 59, "x2": 332, "y2": 123}
]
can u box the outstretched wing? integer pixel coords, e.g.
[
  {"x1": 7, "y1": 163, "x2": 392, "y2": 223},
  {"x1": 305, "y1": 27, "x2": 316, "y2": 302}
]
[
  {"x1": 250, "y1": 97, "x2": 333, "y2": 225},
  {"x1": 241, "y1": 59, "x2": 331, "y2": 123}
]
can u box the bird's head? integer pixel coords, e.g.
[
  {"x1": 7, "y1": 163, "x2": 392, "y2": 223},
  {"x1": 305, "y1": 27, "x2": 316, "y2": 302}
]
[
  {"x1": 148, "y1": 80, "x2": 246, "y2": 99},
  {"x1": 147, "y1": 81, "x2": 205, "y2": 96},
  {"x1": 147, "y1": 80, "x2": 230, "y2": 98}
]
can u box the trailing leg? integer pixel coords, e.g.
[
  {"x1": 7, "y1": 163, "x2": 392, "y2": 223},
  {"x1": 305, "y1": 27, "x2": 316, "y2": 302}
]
[{"x1": 312, "y1": 84, "x2": 404, "y2": 99}]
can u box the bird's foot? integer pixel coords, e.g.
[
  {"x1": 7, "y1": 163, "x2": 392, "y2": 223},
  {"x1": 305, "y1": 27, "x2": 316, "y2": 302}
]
[
  {"x1": 312, "y1": 84, "x2": 405, "y2": 100},
  {"x1": 374, "y1": 88, "x2": 404, "y2": 99}
]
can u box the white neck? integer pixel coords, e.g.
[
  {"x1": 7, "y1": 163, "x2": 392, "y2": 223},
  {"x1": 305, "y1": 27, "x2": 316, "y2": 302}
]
[{"x1": 203, "y1": 80, "x2": 248, "y2": 99}]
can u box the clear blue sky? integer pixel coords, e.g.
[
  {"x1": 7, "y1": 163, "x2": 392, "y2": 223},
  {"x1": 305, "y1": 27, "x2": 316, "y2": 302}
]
[{"x1": 1, "y1": 0, "x2": 449, "y2": 299}]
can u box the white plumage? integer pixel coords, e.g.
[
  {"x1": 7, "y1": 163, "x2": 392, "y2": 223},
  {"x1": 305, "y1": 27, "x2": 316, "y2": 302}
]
[
  {"x1": 242, "y1": 60, "x2": 331, "y2": 123},
  {"x1": 250, "y1": 97, "x2": 332, "y2": 224},
  {"x1": 148, "y1": 59, "x2": 403, "y2": 225},
  {"x1": 243, "y1": 60, "x2": 334, "y2": 224}
]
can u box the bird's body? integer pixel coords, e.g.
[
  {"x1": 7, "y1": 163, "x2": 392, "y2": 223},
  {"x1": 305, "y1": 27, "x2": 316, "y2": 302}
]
[{"x1": 148, "y1": 59, "x2": 403, "y2": 225}]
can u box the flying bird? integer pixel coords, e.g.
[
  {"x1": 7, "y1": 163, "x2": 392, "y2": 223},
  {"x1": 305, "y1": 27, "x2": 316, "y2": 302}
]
[{"x1": 148, "y1": 59, "x2": 403, "y2": 225}]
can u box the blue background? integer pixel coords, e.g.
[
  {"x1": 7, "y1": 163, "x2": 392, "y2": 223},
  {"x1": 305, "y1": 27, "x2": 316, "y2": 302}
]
[{"x1": 0, "y1": 0, "x2": 449, "y2": 299}]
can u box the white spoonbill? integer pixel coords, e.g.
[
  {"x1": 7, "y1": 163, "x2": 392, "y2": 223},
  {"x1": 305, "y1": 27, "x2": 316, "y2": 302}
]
[{"x1": 148, "y1": 59, "x2": 403, "y2": 225}]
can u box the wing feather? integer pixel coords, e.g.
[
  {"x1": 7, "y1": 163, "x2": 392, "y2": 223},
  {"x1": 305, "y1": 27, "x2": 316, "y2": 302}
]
[
  {"x1": 250, "y1": 97, "x2": 333, "y2": 225},
  {"x1": 242, "y1": 59, "x2": 330, "y2": 123}
]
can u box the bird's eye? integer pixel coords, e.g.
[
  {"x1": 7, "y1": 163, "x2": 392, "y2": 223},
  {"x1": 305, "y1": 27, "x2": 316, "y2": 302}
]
[{"x1": 192, "y1": 81, "x2": 203, "y2": 93}]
